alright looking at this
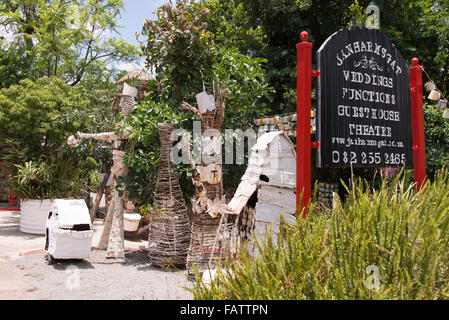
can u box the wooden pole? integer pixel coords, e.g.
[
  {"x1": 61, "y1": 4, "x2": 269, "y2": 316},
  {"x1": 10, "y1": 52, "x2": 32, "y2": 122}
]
[{"x1": 98, "y1": 193, "x2": 115, "y2": 250}]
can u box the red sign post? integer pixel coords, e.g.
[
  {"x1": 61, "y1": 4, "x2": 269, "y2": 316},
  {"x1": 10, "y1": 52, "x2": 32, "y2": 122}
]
[
  {"x1": 409, "y1": 58, "x2": 427, "y2": 189},
  {"x1": 296, "y1": 31, "x2": 315, "y2": 218}
]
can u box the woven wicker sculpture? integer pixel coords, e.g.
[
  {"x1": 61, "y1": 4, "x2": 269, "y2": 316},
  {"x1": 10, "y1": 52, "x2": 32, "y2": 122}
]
[
  {"x1": 148, "y1": 123, "x2": 191, "y2": 267},
  {"x1": 69, "y1": 91, "x2": 135, "y2": 260},
  {"x1": 70, "y1": 131, "x2": 130, "y2": 259},
  {"x1": 67, "y1": 74, "x2": 148, "y2": 259},
  {"x1": 112, "y1": 94, "x2": 135, "y2": 118},
  {"x1": 181, "y1": 84, "x2": 239, "y2": 275}
]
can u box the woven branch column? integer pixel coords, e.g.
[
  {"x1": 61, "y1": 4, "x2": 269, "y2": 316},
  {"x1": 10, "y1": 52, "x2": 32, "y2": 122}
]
[
  {"x1": 148, "y1": 123, "x2": 191, "y2": 267},
  {"x1": 181, "y1": 85, "x2": 237, "y2": 275}
]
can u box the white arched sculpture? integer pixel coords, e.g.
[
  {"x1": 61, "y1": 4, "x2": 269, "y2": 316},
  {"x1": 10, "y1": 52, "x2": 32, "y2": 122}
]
[{"x1": 228, "y1": 131, "x2": 297, "y2": 255}]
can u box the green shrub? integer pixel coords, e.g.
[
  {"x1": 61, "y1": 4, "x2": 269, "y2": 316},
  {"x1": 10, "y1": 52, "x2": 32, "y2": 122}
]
[
  {"x1": 11, "y1": 157, "x2": 96, "y2": 200},
  {"x1": 192, "y1": 170, "x2": 449, "y2": 300},
  {"x1": 424, "y1": 104, "x2": 449, "y2": 179},
  {"x1": 0, "y1": 77, "x2": 104, "y2": 199},
  {"x1": 0, "y1": 77, "x2": 91, "y2": 160},
  {"x1": 116, "y1": 99, "x2": 188, "y2": 205}
]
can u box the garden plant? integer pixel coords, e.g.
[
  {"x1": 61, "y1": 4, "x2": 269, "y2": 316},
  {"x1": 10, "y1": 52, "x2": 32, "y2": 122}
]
[{"x1": 192, "y1": 170, "x2": 449, "y2": 300}]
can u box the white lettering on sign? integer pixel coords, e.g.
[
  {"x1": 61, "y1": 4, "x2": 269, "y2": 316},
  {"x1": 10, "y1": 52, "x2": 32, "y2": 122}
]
[
  {"x1": 336, "y1": 41, "x2": 403, "y2": 75},
  {"x1": 317, "y1": 27, "x2": 413, "y2": 168},
  {"x1": 343, "y1": 70, "x2": 393, "y2": 88},
  {"x1": 348, "y1": 124, "x2": 392, "y2": 137},
  {"x1": 337, "y1": 105, "x2": 400, "y2": 122},
  {"x1": 331, "y1": 150, "x2": 406, "y2": 166},
  {"x1": 342, "y1": 88, "x2": 396, "y2": 105}
]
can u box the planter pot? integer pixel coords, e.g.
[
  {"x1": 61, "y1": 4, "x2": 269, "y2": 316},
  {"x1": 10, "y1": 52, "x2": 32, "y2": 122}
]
[
  {"x1": 124, "y1": 213, "x2": 141, "y2": 232},
  {"x1": 20, "y1": 199, "x2": 54, "y2": 235}
]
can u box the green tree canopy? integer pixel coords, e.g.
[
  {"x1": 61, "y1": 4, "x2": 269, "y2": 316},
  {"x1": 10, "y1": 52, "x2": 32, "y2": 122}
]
[
  {"x1": 0, "y1": 77, "x2": 91, "y2": 160},
  {"x1": 197, "y1": 0, "x2": 448, "y2": 111},
  {"x1": 0, "y1": 0, "x2": 139, "y2": 88},
  {"x1": 140, "y1": 0, "x2": 216, "y2": 100}
]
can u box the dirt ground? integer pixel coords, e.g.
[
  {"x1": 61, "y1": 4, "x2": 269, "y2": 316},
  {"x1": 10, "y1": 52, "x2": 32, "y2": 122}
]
[{"x1": 0, "y1": 210, "x2": 194, "y2": 300}]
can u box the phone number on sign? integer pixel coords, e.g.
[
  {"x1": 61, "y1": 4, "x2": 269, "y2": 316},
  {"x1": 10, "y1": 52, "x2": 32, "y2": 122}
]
[{"x1": 332, "y1": 151, "x2": 406, "y2": 165}]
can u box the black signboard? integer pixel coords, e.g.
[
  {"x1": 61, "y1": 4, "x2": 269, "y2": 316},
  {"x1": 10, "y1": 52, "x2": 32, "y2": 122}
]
[{"x1": 317, "y1": 27, "x2": 414, "y2": 168}]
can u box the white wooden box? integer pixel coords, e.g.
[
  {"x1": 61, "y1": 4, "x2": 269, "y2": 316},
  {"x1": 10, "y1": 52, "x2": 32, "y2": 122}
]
[
  {"x1": 47, "y1": 228, "x2": 93, "y2": 260},
  {"x1": 45, "y1": 200, "x2": 93, "y2": 261}
]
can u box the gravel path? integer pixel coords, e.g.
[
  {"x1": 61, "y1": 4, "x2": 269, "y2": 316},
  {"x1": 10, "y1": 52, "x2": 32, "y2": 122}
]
[
  {"x1": 13, "y1": 249, "x2": 194, "y2": 300},
  {"x1": 0, "y1": 210, "x2": 195, "y2": 300}
]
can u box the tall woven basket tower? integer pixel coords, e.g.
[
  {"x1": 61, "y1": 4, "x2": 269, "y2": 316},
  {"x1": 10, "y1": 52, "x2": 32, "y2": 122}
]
[
  {"x1": 180, "y1": 85, "x2": 237, "y2": 276},
  {"x1": 148, "y1": 123, "x2": 191, "y2": 267}
]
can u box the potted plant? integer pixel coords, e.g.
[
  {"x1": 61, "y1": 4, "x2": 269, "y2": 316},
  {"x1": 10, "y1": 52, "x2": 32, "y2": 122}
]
[
  {"x1": 0, "y1": 77, "x2": 108, "y2": 235},
  {"x1": 11, "y1": 157, "x2": 96, "y2": 235}
]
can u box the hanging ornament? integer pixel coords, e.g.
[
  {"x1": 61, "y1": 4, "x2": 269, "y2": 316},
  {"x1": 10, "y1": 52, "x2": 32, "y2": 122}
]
[
  {"x1": 428, "y1": 89, "x2": 441, "y2": 101},
  {"x1": 424, "y1": 81, "x2": 436, "y2": 92},
  {"x1": 195, "y1": 79, "x2": 216, "y2": 114},
  {"x1": 443, "y1": 108, "x2": 449, "y2": 120},
  {"x1": 437, "y1": 99, "x2": 448, "y2": 110}
]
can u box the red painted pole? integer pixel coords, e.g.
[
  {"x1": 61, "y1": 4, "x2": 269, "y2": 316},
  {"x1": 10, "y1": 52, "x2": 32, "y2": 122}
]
[
  {"x1": 409, "y1": 58, "x2": 427, "y2": 189},
  {"x1": 296, "y1": 31, "x2": 313, "y2": 218}
]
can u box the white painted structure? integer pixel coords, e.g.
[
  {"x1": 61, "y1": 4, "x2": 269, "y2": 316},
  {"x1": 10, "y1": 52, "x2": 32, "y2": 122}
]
[
  {"x1": 228, "y1": 132, "x2": 297, "y2": 254},
  {"x1": 45, "y1": 199, "x2": 93, "y2": 263}
]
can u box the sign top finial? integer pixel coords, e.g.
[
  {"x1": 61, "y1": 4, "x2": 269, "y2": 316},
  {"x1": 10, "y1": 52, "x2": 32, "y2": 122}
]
[
  {"x1": 300, "y1": 31, "x2": 309, "y2": 42},
  {"x1": 412, "y1": 58, "x2": 419, "y2": 66}
]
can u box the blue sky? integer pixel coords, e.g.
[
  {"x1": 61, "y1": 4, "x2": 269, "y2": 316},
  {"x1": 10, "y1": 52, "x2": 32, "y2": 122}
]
[
  {"x1": 116, "y1": 0, "x2": 168, "y2": 45},
  {"x1": 114, "y1": 0, "x2": 168, "y2": 70}
]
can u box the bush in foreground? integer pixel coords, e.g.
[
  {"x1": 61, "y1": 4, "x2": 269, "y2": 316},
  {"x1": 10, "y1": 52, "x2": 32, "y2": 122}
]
[{"x1": 191, "y1": 171, "x2": 449, "y2": 300}]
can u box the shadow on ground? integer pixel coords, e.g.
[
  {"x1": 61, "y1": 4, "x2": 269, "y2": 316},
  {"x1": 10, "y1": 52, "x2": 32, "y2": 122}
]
[{"x1": 52, "y1": 259, "x2": 95, "y2": 270}]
